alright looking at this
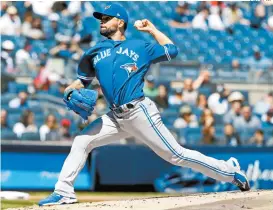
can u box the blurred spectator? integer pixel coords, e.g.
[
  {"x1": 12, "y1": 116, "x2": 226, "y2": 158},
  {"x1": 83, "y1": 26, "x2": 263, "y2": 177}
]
[
  {"x1": 95, "y1": 99, "x2": 108, "y2": 115},
  {"x1": 250, "y1": 4, "x2": 266, "y2": 29},
  {"x1": 192, "y1": 7, "x2": 209, "y2": 30},
  {"x1": 196, "y1": 2, "x2": 209, "y2": 13},
  {"x1": 231, "y1": 59, "x2": 240, "y2": 71},
  {"x1": 68, "y1": 2, "x2": 94, "y2": 17},
  {"x1": 223, "y1": 91, "x2": 244, "y2": 124},
  {"x1": 222, "y1": 3, "x2": 248, "y2": 27},
  {"x1": 21, "y1": 12, "x2": 33, "y2": 37},
  {"x1": 70, "y1": 12, "x2": 94, "y2": 45},
  {"x1": 169, "y1": 3, "x2": 191, "y2": 28},
  {"x1": 33, "y1": 62, "x2": 50, "y2": 91},
  {"x1": 30, "y1": 1, "x2": 54, "y2": 16},
  {"x1": 242, "y1": 50, "x2": 272, "y2": 79},
  {"x1": 267, "y1": 133, "x2": 273, "y2": 146},
  {"x1": 202, "y1": 126, "x2": 218, "y2": 145},
  {"x1": 76, "y1": 112, "x2": 99, "y2": 133},
  {"x1": 222, "y1": 124, "x2": 241, "y2": 146},
  {"x1": 168, "y1": 88, "x2": 183, "y2": 105},
  {"x1": 196, "y1": 94, "x2": 208, "y2": 111},
  {"x1": 210, "y1": 1, "x2": 225, "y2": 8},
  {"x1": 0, "y1": 6, "x2": 21, "y2": 36},
  {"x1": 1, "y1": 109, "x2": 9, "y2": 129},
  {"x1": 49, "y1": 41, "x2": 83, "y2": 60},
  {"x1": 23, "y1": 17, "x2": 45, "y2": 40},
  {"x1": 193, "y1": 70, "x2": 216, "y2": 92},
  {"x1": 233, "y1": 105, "x2": 262, "y2": 131},
  {"x1": 208, "y1": 85, "x2": 230, "y2": 115},
  {"x1": 0, "y1": 2, "x2": 9, "y2": 16},
  {"x1": 15, "y1": 42, "x2": 35, "y2": 74},
  {"x1": 200, "y1": 108, "x2": 215, "y2": 128},
  {"x1": 30, "y1": 17, "x2": 45, "y2": 40},
  {"x1": 208, "y1": 6, "x2": 225, "y2": 31},
  {"x1": 60, "y1": 119, "x2": 72, "y2": 140},
  {"x1": 249, "y1": 129, "x2": 265, "y2": 147},
  {"x1": 174, "y1": 105, "x2": 198, "y2": 129},
  {"x1": 15, "y1": 42, "x2": 32, "y2": 66},
  {"x1": 254, "y1": 92, "x2": 273, "y2": 116},
  {"x1": 1, "y1": 40, "x2": 15, "y2": 73},
  {"x1": 143, "y1": 75, "x2": 158, "y2": 100},
  {"x1": 182, "y1": 79, "x2": 198, "y2": 105},
  {"x1": 40, "y1": 114, "x2": 60, "y2": 141},
  {"x1": 44, "y1": 13, "x2": 60, "y2": 39},
  {"x1": 261, "y1": 108, "x2": 273, "y2": 128},
  {"x1": 155, "y1": 84, "x2": 169, "y2": 109},
  {"x1": 52, "y1": 1, "x2": 68, "y2": 14},
  {"x1": 13, "y1": 110, "x2": 38, "y2": 138},
  {"x1": 9, "y1": 91, "x2": 29, "y2": 109},
  {"x1": 57, "y1": 78, "x2": 69, "y2": 97},
  {"x1": 267, "y1": 15, "x2": 273, "y2": 31}
]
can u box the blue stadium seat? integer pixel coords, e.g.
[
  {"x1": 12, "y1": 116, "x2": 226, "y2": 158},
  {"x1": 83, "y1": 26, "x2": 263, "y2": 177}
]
[
  {"x1": 238, "y1": 128, "x2": 257, "y2": 145},
  {"x1": 1, "y1": 129, "x2": 18, "y2": 140},
  {"x1": 6, "y1": 107, "x2": 24, "y2": 114},
  {"x1": 183, "y1": 127, "x2": 202, "y2": 145},
  {"x1": 263, "y1": 128, "x2": 273, "y2": 142},
  {"x1": 1, "y1": 93, "x2": 17, "y2": 104},
  {"x1": 187, "y1": 133, "x2": 202, "y2": 145},
  {"x1": 162, "y1": 116, "x2": 177, "y2": 127},
  {"x1": 198, "y1": 87, "x2": 212, "y2": 97},
  {"x1": 7, "y1": 114, "x2": 21, "y2": 127},
  {"x1": 21, "y1": 132, "x2": 41, "y2": 141},
  {"x1": 215, "y1": 126, "x2": 224, "y2": 139},
  {"x1": 162, "y1": 107, "x2": 180, "y2": 116},
  {"x1": 8, "y1": 82, "x2": 28, "y2": 94},
  {"x1": 214, "y1": 114, "x2": 224, "y2": 125}
]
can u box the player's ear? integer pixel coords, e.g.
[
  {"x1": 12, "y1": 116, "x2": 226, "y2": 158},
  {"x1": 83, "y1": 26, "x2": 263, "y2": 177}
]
[{"x1": 118, "y1": 20, "x2": 125, "y2": 32}]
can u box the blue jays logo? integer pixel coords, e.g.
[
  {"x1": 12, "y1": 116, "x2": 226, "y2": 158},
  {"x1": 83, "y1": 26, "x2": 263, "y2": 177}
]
[
  {"x1": 105, "y1": 5, "x2": 111, "y2": 10},
  {"x1": 120, "y1": 63, "x2": 138, "y2": 76}
]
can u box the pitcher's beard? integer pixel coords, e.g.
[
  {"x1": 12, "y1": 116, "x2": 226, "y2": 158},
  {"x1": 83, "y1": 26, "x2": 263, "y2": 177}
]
[{"x1": 100, "y1": 27, "x2": 117, "y2": 38}]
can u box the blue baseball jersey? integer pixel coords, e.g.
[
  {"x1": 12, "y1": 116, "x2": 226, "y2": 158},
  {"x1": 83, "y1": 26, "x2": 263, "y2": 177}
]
[{"x1": 77, "y1": 39, "x2": 178, "y2": 107}]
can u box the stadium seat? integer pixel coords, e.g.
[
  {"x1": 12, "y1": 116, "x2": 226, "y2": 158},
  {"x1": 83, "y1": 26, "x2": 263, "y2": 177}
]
[
  {"x1": 1, "y1": 129, "x2": 18, "y2": 140},
  {"x1": 162, "y1": 116, "x2": 177, "y2": 127},
  {"x1": 263, "y1": 128, "x2": 273, "y2": 142},
  {"x1": 198, "y1": 87, "x2": 212, "y2": 97},
  {"x1": 238, "y1": 128, "x2": 257, "y2": 145},
  {"x1": 214, "y1": 126, "x2": 224, "y2": 140},
  {"x1": 8, "y1": 82, "x2": 28, "y2": 94},
  {"x1": 214, "y1": 114, "x2": 224, "y2": 125},
  {"x1": 21, "y1": 132, "x2": 41, "y2": 141},
  {"x1": 7, "y1": 113, "x2": 21, "y2": 127},
  {"x1": 183, "y1": 127, "x2": 202, "y2": 145},
  {"x1": 1, "y1": 93, "x2": 17, "y2": 104}
]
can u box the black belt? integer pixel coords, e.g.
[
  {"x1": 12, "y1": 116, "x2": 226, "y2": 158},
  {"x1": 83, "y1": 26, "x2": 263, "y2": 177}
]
[{"x1": 110, "y1": 97, "x2": 145, "y2": 114}]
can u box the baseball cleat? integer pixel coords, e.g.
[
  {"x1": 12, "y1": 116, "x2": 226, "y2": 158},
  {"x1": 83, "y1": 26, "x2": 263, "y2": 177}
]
[
  {"x1": 232, "y1": 171, "x2": 250, "y2": 191},
  {"x1": 227, "y1": 157, "x2": 250, "y2": 191},
  {"x1": 38, "y1": 192, "x2": 77, "y2": 206}
]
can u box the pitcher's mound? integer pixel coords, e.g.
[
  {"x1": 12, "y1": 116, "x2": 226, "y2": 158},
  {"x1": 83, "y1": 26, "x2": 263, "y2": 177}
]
[{"x1": 8, "y1": 190, "x2": 273, "y2": 210}]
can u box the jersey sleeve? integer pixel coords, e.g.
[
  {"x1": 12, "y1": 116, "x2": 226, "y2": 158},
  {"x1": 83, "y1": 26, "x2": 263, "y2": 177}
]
[
  {"x1": 145, "y1": 42, "x2": 178, "y2": 64},
  {"x1": 77, "y1": 52, "x2": 95, "y2": 82}
]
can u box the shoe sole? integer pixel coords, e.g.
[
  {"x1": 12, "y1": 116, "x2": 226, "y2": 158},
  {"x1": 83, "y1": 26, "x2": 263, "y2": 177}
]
[
  {"x1": 233, "y1": 171, "x2": 250, "y2": 191},
  {"x1": 39, "y1": 198, "x2": 78, "y2": 206}
]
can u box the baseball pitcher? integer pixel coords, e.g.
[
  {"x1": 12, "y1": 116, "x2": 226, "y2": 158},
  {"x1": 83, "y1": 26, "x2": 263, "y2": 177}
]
[{"x1": 39, "y1": 3, "x2": 250, "y2": 206}]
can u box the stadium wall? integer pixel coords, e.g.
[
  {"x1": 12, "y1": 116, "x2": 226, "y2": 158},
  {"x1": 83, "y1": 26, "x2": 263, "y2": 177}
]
[{"x1": 1, "y1": 143, "x2": 273, "y2": 191}]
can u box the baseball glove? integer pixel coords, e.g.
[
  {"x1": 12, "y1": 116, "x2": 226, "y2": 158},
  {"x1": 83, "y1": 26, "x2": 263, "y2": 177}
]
[{"x1": 63, "y1": 88, "x2": 98, "y2": 120}]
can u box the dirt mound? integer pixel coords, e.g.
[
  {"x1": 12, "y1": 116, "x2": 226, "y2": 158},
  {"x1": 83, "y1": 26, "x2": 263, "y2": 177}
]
[{"x1": 7, "y1": 190, "x2": 273, "y2": 210}]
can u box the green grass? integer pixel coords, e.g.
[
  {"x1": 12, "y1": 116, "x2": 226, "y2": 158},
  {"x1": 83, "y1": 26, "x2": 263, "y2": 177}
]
[
  {"x1": 1, "y1": 200, "x2": 36, "y2": 210},
  {"x1": 1, "y1": 192, "x2": 169, "y2": 210}
]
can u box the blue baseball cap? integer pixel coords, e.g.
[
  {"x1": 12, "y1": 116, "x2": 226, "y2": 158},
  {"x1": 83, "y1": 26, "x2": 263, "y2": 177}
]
[{"x1": 93, "y1": 3, "x2": 128, "y2": 25}]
